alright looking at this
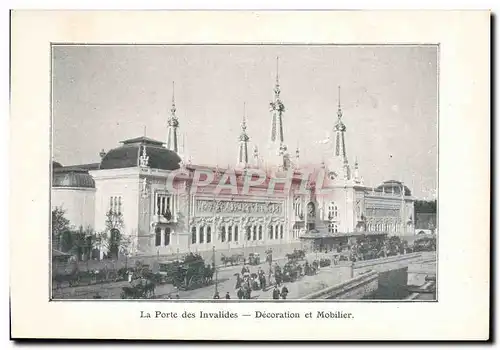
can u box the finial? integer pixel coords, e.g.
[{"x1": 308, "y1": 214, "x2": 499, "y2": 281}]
[
  {"x1": 99, "y1": 149, "x2": 106, "y2": 159},
  {"x1": 143, "y1": 125, "x2": 147, "y2": 137},
  {"x1": 171, "y1": 81, "x2": 176, "y2": 114},
  {"x1": 276, "y1": 56, "x2": 280, "y2": 85},
  {"x1": 242, "y1": 102, "x2": 247, "y2": 131},
  {"x1": 337, "y1": 85, "x2": 343, "y2": 119}
]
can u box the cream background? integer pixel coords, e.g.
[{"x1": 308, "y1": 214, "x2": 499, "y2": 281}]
[{"x1": 10, "y1": 10, "x2": 490, "y2": 340}]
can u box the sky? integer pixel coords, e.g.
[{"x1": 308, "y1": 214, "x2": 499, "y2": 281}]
[{"x1": 52, "y1": 45, "x2": 438, "y2": 199}]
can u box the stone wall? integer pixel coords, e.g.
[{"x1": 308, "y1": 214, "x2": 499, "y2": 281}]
[{"x1": 301, "y1": 270, "x2": 379, "y2": 300}]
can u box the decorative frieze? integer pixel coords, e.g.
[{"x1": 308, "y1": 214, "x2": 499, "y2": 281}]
[{"x1": 195, "y1": 199, "x2": 283, "y2": 215}]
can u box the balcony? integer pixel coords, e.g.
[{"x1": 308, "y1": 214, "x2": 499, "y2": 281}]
[{"x1": 153, "y1": 211, "x2": 177, "y2": 224}]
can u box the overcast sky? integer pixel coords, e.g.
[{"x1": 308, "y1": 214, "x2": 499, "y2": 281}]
[{"x1": 52, "y1": 45, "x2": 437, "y2": 199}]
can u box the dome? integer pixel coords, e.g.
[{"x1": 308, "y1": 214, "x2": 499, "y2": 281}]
[
  {"x1": 376, "y1": 180, "x2": 412, "y2": 196},
  {"x1": 53, "y1": 167, "x2": 95, "y2": 188},
  {"x1": 52, "y1": 161, "x2": 63, "y2": 169},
  {"x1": 99, "y1": 136, "x2": 181, "y2": 171}
]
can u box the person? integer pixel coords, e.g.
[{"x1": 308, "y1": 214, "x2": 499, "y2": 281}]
[
  {"x1": 225, "y1": 292, "x2": 231, "y2": 299},
  {"x1": 241, "y1": 265, "x2": 250, "y2": 275},
  {"x1": 272, "y1": 286, "x2": 280, "y2": 300},
  {"x1": 281, "y1": 285, "x2": 289, "y2": 300},
  {"x1": 213, "y1": 292, "x2": 220, "y2": 299},
  {"x1": 175, "y1": 294, "x2": 180, "y2": 299},
  {"x1": 237, "y1": 287, "x2": 244, "y2": 300}
]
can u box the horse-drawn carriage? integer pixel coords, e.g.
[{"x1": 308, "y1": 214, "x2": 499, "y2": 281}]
[
  {"x1": 221, "y1": 253, "x2": 244, "y2": 267},
  {"x1": 169, "y1": 253, "x2": 214, "y2": 290},
  {"x1": 282, "y1": 262, "x2": 302, "y2": 283},
  {"x1": 286, "y1": 249, "x2": 306, "y2": 262},
  {"x1": 120, "y1": 278, "x2": 157, "y2": 299},
  {"x1": 247, "y1": 252, "x2": 261, "y2": 265}
]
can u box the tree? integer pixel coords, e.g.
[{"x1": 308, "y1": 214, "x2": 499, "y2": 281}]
[
  {"x1": 51, "y1": 207, "x2": 70, "y2": 251},
  {"x1": 101, "y1": 209, "x2": 126, "y2": 260}
]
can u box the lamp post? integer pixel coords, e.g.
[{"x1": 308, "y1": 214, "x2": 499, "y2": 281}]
[{"x1": 212, "y1": 245, "x2": 219, "y2": 296}]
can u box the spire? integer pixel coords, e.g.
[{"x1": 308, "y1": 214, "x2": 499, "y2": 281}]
[
  {"x1": 237, "y1": 102, "x2": 250, "y2": 168},
  {"x1": 171, "y1": 81, "x2": 176, "y2": 115},
  {"x1": 268, "y1": 56, "x2": 287, "y2": 169},
  {"x1": 166, "y1": 81, "x2": 179, "y2": 153},
  {"x1": 331, "y1": 85, "x2": 350, "y2": 180}
]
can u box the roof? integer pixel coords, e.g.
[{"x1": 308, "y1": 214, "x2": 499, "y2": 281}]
[
  {"x1": 120, "y1": 136, "x2": 165, "y2": 147},
  {"x1": 100, "y1": 136, "x2": 181, "y2": 171},
  {"x1": 52, "y1": 167, "x2": 95, "y2": 188},
  {"x1": 376, "y1": 180, "x2": 412, "y2": 196}
]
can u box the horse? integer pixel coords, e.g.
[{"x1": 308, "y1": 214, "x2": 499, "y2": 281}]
[{"x1": 203, "y1": 265, "x2": 214, "y2": 284}]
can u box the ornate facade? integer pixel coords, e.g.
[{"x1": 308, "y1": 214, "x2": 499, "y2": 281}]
[{"x1": 52, "y1": 60, "x2": 415, "y2": 257}]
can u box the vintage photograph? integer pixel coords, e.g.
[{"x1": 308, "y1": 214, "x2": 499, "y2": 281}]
[{"x1": 50, "y1": 44, "x2": 438, "y2": 301}]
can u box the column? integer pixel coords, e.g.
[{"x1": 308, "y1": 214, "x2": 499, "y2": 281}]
[{"x1": 160, "y1": 227, "x2": 165, "y2": 247}]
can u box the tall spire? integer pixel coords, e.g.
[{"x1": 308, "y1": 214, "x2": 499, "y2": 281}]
[
  {"x1": 331, "y1": 85, "x2": 350, "y2": 180},
  {"x1": 237, "y1": 102, "x2": 250, "y2": 168},
  {"x1": 166, "y1": 81, "x2": 179, "y2": 153},
  {"x1": 268, "y1": 56, "x2": 288, "y2": 169}
]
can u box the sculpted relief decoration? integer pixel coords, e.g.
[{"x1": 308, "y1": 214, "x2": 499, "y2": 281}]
[{"x1": 196, "y1": 200, "x2": 283, "y2": 215}]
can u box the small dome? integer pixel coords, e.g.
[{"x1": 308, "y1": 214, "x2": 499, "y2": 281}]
[
  {"x1": 100, "y1": 136, "x2": 181, "y2": 171},
  {"x1": 52, "y1": 161, "x2": 63, "y2": 169},
  {"x1": 376, "y1": 180, "x2": 412, "y2": 196},
  {"x1": 53, "y1": 167, "x2": 95, "y2": 188}
]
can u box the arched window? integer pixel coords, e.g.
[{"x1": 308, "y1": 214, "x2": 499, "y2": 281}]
[
  {"x1": 293, "y1": 197, "x2": 303, "y2": 218},
  {"x1": 164, "y1": 227, "x2": 171, "y2": 246},
  {"x1": 228, "y1": 226, "x2": 233, "y2": 242},
  {"x1": 199, "y1": 226, "x2": 204, "y2": 243},
  {"x1": 246, "y1": 226, "x2": 251, "y2": 241},
  {"x1": 234, "y1": 226, "x2": 239, "y2": 242},
  {"x1": 191, "y1": 226, "x2": 197, "y2": 244},
  {"x1": 253, "y1": 226, "x2": 257, "y2": 241},
  {"x1": 268, "y1": 226, "x2": 273, "y2": 240},
  {"x1": 280, "y1": 225, "x2": 284, "y2": 239},
  {"x1": 258, "y1": 226, "x2": 263, "y2": 240},
  {"x1": 206, "y1": 226, "x2": 212, "y2": 243}
]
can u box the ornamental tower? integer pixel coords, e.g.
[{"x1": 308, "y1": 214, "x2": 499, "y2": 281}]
[
  {"x1": 237, "y1": 103, "x2": 250, "y2": 169},
  {"x1": 267, "y1": 57, "x2": 289, "y2": 170},
  {"x1": 329, "y1": 86, "x2": 351, "y2": 180},
  {"x1": 166, "y1": 81, "x2": 179, "y2": 153}
]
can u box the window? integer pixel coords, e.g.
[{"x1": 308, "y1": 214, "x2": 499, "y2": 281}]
[
  {"x1": 253, "y1": 226, "x2": 257, "y2": 241},
  {"x1": 279, "y1": 225, "x2": 284, "y2": 239},
  {"x1": 246, "y1": 226, "x2": 251, "y2": 241},
  {"x1": 275, "y1": 225, "x2": 279, "y2": 240},
  {"x1": 258, "y1": 226, "x2": 263, "y2": 240},
  {"x1": 268, "y1": 226, "x2": 273, "y2": 240},
  {"x1": 156, "y1": 193, "x2": 173, "y2": 217},
  {"x1": 234, "y1": 226, "x2": 239, "y2": 242},
  {"x1": 228, "y1": 226, "x2": 233, "y2": 242},
  {"x1": 328, "y1": 202, "x2": 338, "y2": 220},
  {"x1": 199, "y1": 226, "x2": 204, "y2": 243},
  {"x1": 207, "y1": 226, "x2": 212, "y2": 243},
  {"x1": 164, "y1": 227, "x2": 171, "y2": 246},
  {"x1": 293, "y1": 197, "x2": 303, "y2": 218},
  {"x1": 109, "y1": 196, "x2": 123, "y2": 214},
  {"x1": 191, "y1": 226, "x2": 197, "y2": 244},
  {"x1": 155, "y1": 227, "x2": 161, "y2": 246},
  {"x1": 328, "y1": 222, "x2": 338, "y2": 233},
  {"x1": 221, "y1": 226, "x2": 226, "y2": 242},
  {"x1": 293, "y1": 223, "x2": 302, "y2": 239}
]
